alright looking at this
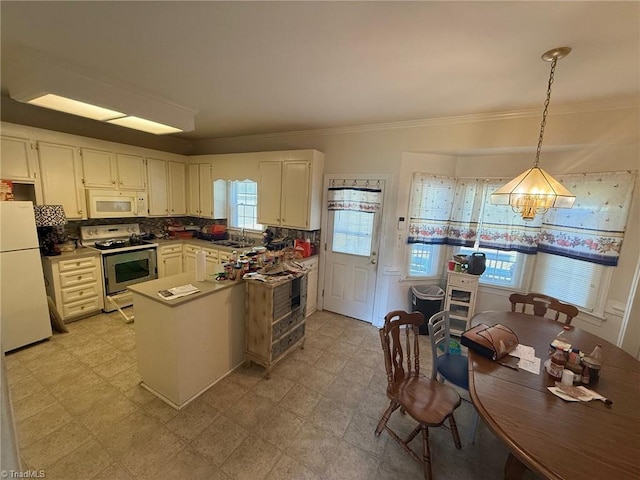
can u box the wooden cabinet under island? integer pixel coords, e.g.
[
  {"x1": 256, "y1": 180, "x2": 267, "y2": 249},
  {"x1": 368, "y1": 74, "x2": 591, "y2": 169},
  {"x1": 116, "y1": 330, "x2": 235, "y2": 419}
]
[
  {"x1": 128, "y1": 272, "x2": 246, "y2": 409},
  {"x1": 245, "y1": 272, "x2": 307, "y2": 378}
]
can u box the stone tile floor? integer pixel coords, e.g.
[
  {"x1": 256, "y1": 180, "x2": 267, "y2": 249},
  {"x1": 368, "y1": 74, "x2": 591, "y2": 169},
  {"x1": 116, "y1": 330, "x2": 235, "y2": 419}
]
[{"x1": 4, "y1": 309, "x2": 541, "y2": 479}]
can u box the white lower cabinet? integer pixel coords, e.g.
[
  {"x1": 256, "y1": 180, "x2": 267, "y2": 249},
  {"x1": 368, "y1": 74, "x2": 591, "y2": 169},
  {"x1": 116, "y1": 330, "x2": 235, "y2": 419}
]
[
  {"x1": 300, "y1": 256, "x2": 318, "y2": 317},
  {"x1": 42, "y1": 255, "x2": 104, "y2": 322},
  {"x1": 157, "y1": 244, "x2": 184, "y2": 278}
]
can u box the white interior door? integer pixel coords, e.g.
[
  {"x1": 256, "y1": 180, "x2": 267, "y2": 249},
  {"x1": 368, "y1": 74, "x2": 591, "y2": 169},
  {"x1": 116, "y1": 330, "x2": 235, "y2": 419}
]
[{"x1": 322, "y1": 179, "x2": 384, "y2": 323}]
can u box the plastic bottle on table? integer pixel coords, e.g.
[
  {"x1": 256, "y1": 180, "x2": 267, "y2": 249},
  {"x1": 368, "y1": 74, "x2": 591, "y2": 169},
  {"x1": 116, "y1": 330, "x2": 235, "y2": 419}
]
[{"x1": 548, "y1": 347, "x2": 567, "y2": 379}]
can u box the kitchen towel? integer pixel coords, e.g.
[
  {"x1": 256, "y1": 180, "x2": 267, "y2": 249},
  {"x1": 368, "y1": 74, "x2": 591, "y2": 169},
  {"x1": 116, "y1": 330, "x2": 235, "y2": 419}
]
[{"x1": 195, "y1": 251, "x2": 206, "y2": 281}]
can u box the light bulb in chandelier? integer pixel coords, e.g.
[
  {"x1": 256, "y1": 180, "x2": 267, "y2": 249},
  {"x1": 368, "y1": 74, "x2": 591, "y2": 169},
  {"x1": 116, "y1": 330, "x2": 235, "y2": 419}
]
[{"x1": 491, "y1": 47, "x2": 576, "y2": 220}]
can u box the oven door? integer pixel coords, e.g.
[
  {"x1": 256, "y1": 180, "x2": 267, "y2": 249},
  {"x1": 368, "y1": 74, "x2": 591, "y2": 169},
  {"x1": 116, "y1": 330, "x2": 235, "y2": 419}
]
[{"x1": 103, "y1": 248, "x2": 157, "y2": 295}]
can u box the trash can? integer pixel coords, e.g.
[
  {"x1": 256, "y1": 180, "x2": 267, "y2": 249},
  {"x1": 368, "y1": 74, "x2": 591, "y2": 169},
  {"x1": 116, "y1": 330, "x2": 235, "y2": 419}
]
[{"x1": 411, "y1": 285, "x2": 445, "y2": 335}]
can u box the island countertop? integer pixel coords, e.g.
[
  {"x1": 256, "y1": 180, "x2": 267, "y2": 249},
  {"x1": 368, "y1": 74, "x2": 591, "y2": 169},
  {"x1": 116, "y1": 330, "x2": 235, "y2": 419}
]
[{"x1": 128, "y1": 272, "x2": 242, "y2": 306}]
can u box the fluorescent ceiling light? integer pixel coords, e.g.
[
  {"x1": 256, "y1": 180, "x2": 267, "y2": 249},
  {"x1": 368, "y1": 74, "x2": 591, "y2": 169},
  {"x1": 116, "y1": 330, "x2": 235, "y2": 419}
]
[
  {"x1": 7, "y1": 48, "x2": 197, "y2": 135},
  {"x1": 107, "y1": 115, "x2": 183, "y2": 135},
  {"x1": 27, "y1": 93, "x2": 126, "y2": 121}
]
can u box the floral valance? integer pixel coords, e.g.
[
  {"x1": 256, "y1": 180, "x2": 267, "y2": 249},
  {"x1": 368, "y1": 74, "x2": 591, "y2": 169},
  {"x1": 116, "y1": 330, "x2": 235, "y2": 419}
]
[
  {"x1": 408, "y1": 171, "x2": 636, "y2": 266},
  {"x1": 328, "y1": 185, "x2": 382, "y2": 212}
]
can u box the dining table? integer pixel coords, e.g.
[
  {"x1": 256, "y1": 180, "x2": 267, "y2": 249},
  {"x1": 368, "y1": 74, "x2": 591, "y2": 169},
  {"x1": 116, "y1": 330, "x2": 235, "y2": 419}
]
[{"x1": 467, "y1": 310, "x2": 640, "y2": 480}]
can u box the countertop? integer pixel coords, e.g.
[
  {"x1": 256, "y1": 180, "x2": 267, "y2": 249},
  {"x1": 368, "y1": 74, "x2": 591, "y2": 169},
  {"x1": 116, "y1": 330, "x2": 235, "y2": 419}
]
[
  {"x1": 41, "y1": 247, "x2": 101, "y2": 261},
  {"x1": 128, "y1": 271, "x2": 243, "y2": 307}
]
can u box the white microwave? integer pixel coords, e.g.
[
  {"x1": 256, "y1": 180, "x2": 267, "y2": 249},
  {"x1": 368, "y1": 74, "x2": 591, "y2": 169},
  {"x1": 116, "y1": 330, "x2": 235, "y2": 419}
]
[{"x1": 86, "y1": 189, "x2": 147, "y2": 219}]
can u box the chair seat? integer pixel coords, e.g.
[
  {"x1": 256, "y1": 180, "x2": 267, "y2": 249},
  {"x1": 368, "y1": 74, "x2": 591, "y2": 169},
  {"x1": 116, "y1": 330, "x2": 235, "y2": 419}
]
[
  {"x1": 394, "y1": 375, "x2": 461, "y2": 426},
  {"x1": 436, "y1": 353, "x2": 469, "y2": 390}
]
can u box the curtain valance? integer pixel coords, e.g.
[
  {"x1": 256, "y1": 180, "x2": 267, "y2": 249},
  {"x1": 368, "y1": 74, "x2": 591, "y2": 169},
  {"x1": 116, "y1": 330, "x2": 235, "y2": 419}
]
[{"x1": 408, "y1": 171, "x2": 636, "y2": 266}]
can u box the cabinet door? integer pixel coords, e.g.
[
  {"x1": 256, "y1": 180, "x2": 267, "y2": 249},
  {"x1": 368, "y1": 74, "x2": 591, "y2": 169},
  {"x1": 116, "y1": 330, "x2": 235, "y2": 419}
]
[
  {"x1": 115, "y1": 153, "x2": 146, "y2": 190},
  {"x1": 305, "y1": 261, "x2": 318, "y2": 317},
  {"x1": 187, "y1": 164, "x2": 200, "y2": 216},
  {"x1": 38, "y1": 142, "x2": 85, "y2": 219},
  {"x1": 168, "y1": 161, "x2": 186, "y2": 215},
  {"x1": 160, "y1": 253, "x2": 183, "y2": 277},
  {"x1": 146, "y1": 158, "x2": 169, "y2": 216},
  {"x1": 198, "y1": 164, "x2": 213, "y2": 218},
  {"x1": 81, "y1": 148, "x2": 116, "y2": 188},
  {"x1": 0, "y1": 136, "x2": 38, "y2": 182},
  {"x1": 257, "y1": 161, "x2": 282, "y2": 226},
  {"x1": 281, "y1": 160, "x2": 311, "y2": 229}
]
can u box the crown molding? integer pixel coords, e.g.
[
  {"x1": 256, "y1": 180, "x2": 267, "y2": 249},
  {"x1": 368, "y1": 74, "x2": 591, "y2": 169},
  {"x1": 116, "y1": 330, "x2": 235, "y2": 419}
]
[{"x1": 209, "y1": 97, "x2": 640, "y2": 142}]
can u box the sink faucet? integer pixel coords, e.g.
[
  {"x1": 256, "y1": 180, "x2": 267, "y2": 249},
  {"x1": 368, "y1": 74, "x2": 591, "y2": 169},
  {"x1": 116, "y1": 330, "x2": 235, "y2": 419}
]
[{"x1": 240, "y1": 228, "x2": 245, "y2": 243}]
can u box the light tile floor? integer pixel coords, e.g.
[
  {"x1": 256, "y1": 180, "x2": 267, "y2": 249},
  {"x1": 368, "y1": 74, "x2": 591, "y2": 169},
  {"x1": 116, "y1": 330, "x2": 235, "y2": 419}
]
[{"x1": 4, "y1": 309, "x2": 541, "y2": 480}]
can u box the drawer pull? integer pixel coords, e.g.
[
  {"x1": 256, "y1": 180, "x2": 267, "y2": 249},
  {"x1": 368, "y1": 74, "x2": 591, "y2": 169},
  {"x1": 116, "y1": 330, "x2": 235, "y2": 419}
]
[{"x1": 77, "y1": 276, "x2": 82, "y2": 280}]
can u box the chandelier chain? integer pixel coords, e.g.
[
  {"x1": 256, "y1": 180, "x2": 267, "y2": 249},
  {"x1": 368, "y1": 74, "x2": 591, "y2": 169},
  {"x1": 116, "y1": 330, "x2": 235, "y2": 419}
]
[{"x1": 534, "y1": 57, "x2": 557, "y2": 168}]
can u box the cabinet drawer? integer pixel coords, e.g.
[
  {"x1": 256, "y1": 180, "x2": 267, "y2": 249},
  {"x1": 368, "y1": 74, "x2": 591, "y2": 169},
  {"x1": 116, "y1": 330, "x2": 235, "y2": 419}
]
[
  {"x1": 160, "y1": 244, "x2": 183, "y2": 255},
  {"x1": 271, "y1": 322, "x2": 305, "y2": 360},
  {"x1": 183, "y1": 245, "x2": 200, "y2": 254},
  {"x1": 272, "y1": 306, "x2": 304, "y2": 340},
  {"x1": 218, "y1": 251, "x2": 232, "y2": 263},
  {"x1": 58, "y1": 257, "x2": 97, "y2": 272},
  {"x1": 448, "y1": 273, "x2": 479, "y2": 288},
  {"x1": 62, "y1": 297, "x2": 102, "y2": 318},
  {"x1": 202, "y1": 248, "x2": 218, "y2": 262},
  {"x1": 61, "y1": 283, "x2": 100, "y2": 304},
  {"x1": 59, "y1": 268, "x2": 99, "y2": 287}
]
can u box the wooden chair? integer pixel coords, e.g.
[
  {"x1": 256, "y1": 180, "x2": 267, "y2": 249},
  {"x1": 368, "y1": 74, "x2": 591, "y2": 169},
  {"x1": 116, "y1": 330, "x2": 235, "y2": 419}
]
[
  {"x1": 375, "y1": 310, "x2": 462, "y2": 480},
  {"x1": 509, "y1": 292, "x2": 579, "y2": 325},
  {"x1": 427, "y1": 310, "x2": 479, "y2": 444}
]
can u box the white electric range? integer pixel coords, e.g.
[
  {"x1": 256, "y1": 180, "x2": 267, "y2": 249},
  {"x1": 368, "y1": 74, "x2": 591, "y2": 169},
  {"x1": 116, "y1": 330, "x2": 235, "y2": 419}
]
[{"x1": 80, "y1": 224, "x2": 158, "y2": 312}]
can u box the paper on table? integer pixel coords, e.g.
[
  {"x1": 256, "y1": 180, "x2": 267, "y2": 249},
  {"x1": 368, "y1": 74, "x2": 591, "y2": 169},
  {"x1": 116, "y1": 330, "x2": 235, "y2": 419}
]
[
  {"x1": 511, "y1": 344, "x2": 536, "y2": 361},
  {"x1": 157, "y1": 284, "x2": 200, "y2": 300},
  {"x1": 518, "y1": 356, "x2": 541, "y2": 375},
  {"x1": 508, "y1": 343, "x2": 540, "y2": 374}
]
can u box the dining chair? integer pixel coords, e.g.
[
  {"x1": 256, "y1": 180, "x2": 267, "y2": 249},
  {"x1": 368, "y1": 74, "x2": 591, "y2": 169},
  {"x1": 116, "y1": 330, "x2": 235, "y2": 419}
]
[
  {"x1": 375, "y1": 310, "x2": 462, "y2": 480},
  {"x1": 509, "y1": 292, "x2": 578, "y2": 325},
  {"x1": 427, "y1": 310, "x2": 479, "y2": 444}
]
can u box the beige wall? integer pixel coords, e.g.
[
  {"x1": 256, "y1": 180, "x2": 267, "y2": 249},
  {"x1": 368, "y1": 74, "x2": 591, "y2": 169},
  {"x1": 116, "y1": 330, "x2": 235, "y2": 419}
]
[{"x1": 195, "y1": 103, "x2": 640, "y2": 350}]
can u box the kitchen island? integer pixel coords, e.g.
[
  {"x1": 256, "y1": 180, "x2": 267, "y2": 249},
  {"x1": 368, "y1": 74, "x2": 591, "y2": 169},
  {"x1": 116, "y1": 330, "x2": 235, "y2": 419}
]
[{"x1": 129, "y1": 273, "x2": 246, "y2": 409}]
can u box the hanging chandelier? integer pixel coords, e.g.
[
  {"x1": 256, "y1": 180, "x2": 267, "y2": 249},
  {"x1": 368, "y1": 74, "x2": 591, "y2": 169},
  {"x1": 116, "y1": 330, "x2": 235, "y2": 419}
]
[{"x1": 491, "y1": 47, "x2": 576, "y2": 221}]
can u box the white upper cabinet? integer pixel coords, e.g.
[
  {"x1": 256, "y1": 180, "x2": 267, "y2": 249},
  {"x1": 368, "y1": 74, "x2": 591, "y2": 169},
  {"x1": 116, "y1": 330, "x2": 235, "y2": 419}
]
[
  {"x1": 81, "y1": 148, "x2": 116, "y2": 188},
  {"x1": 257, "y1": 161, "x2": 282, "y2": 226},
  {"x1": 257, "y1": 150, "x2": 324, "y2": 230},
  {"x1": 115, "y1": 153, "x2": 146, "y2": 190},
  {"x1": 147, "y1": 158, "x2": 186, "y2": 216},
  {"x1": 37, "y1": 141, "x2": 86, "y2": 219},
  {"x1": 81, "y1": 149, "x2": 146, "y2": 191},
  {"x1": 146, "y1": 157, "x2": 169, "y2": 216},
  {"x1": 187, "y1": 163, "x2": 226, "y2": 218},
  {"x1": 0, "y1": 136, "x2": 39, "y2": 182},
  {"x1": 169, "y1": 161, "x2": 187, "y2": 215}
]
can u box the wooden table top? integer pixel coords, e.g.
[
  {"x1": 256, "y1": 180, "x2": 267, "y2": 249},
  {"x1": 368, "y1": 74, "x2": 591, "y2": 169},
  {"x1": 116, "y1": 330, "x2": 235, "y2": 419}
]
[{"x1": 468, "y1": 311, "x2": 640, "y2": 480}]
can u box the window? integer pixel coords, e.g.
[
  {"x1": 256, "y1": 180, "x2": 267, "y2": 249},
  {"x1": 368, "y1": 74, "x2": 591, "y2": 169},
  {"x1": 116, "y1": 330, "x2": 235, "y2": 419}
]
[
  {"x1": 331, "y1": 210, "x2": 373, "y2": 256},
  {"x1": 456, "y1": 246, "x2": 527, "y2": 288},
  {"x1": 408, "y1": 244, "x2": 445, "y2": 277},
  {"x1": 229, "y1": 180, "x2": 262, "y2": 231},
  {"x1": 531, "y1": 253, "x2": 612, "y2": 313}
]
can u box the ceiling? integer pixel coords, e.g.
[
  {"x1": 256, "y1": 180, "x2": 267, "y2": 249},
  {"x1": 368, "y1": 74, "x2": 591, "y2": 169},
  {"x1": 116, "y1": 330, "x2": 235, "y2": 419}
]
[{"x1": 1, "y1": 1, "x2": 639, "y2": 142}]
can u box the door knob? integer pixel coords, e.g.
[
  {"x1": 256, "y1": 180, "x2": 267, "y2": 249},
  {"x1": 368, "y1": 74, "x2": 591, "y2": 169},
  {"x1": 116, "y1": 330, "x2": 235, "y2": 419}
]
[{"x1": 371, "y1": 259, "x2": 377, "y2": 265}]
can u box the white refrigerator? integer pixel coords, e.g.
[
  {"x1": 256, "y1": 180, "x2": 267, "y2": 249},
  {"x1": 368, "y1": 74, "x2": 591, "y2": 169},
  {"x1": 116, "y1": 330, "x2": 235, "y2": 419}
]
[{"x1": 0, "y1": 201, "x2": 52, "y2": 352}]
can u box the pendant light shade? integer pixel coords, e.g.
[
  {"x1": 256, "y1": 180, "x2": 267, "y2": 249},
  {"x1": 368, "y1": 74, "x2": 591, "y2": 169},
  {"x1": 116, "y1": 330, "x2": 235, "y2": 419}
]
[{"x1": 492, "y1": 47, "x2": 576, "y2": 221}]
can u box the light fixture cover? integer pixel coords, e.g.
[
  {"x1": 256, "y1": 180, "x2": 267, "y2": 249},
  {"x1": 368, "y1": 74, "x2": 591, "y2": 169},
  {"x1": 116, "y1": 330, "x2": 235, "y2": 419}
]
[
  {"x1": 27, "y1": 94, "x2": 126, "y2": 121},
  {"x1": 106, "y1": 116, "x2": 183, "y2": 135},
  {"x1": 491, "y1": 167, "x2": 576, "y2": 209},
  {"x1": 7, "y1": 47, "x2": 196, "y2": 134}
]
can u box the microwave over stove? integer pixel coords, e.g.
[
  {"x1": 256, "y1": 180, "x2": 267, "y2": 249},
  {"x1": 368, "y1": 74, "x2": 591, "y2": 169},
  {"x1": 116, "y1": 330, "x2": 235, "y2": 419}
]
[{"x1": 86, "y1": 189, "x2": 147, "y2": 219}]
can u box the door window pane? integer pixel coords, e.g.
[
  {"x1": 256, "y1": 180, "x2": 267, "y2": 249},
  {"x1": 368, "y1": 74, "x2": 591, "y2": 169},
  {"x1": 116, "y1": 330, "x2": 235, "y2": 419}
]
[{"x1": 331, "y1": 210, "x2": 373, "y2": 256}]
